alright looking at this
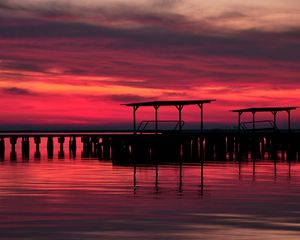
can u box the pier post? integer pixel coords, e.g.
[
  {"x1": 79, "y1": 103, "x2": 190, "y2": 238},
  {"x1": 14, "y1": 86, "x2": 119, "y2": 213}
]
[
  {"x1": 272, "y1": 111, "x2": 278, "y2": 130},
  {"x1": 238, "y1": 112, "x2": 242, "y2": 132},
  {"x1": 69, "y1": 136, "x2": 76, "y2": 150},
  {"x1": 287, "y1": 110, "x2": 291, "y2": 132},
  {"x1": 176, "y1": 105, "x2": 184, "y2": 131},
  {"x1": 91, "y1": 136, "x2": 99, "y2": 156},
  {"x1": 10, "y1": 137, "x2": 17, "y2": 153},
  {"x1": 58, "y1": 136, "x2": 65, "y2": 151},
  {"x1": 0, "y1": 137, "x2": 4, "y2": 160},
  {"x1": 58, "y1": 137, "x2": 65, "y2": 159},
  {"x1": 34, "y1": 136, "x2": 41, "y2": 152},
  {"x1": 47, "y1": 136, "x2": 54, "y2": 159},
  {"x1": 34, "y1": 136, "x2": 41, "y2": 160},
  {"x1": 154, "y1": 105, "x2": 159, "y2": 134},
  {"x1": 252, "y1": 111, "x2": 256, "y2": 132},
  {"x1": 197, "y1": 103, "x2": 204, "y2": 133},
  {"x1": 102, "y1": 137, "x2": 111, "y2": 159},
  {"x1": 22, "y1": 136, "x2": 30, "y2": 160},
  {"x1": 133, "y1": 106, "x2": 139, "y2": 134},
  {"x1": 81, "y1": 136, "x2": 92, "y2": 158},
  {"x1": 69, "y1": 136, "x2": 77, "y2": 159}
]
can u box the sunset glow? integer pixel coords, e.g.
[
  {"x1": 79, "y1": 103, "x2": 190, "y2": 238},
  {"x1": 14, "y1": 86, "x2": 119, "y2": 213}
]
[{"x1": 1, "y1": 0, "x2": 300, "y2": 129}]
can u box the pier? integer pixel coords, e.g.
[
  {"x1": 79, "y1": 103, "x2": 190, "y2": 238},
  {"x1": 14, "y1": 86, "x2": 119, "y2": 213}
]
[
  {"x1": 0, "y1": 100, "x2": 299, "y2": 163},
  {"x1": 0, "y1": 131, "x2": 299, "y2": 164}
]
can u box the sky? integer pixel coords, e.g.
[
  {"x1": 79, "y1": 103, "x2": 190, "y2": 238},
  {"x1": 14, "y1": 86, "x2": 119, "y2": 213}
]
[{"x1": 1, "y1": 0, "x2": 300, "y2": 130}]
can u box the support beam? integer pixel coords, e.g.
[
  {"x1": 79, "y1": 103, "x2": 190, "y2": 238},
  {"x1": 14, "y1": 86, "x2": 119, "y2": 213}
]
[
  {"x1": 176, "y1": 105, "x2": 184, "y2": 131},
  {"x1": 272, "y1": 111, "x2": 278, "y2": 130},
  {"x1": 197, "y1": 103, "x2": 204, "y2": 133},
  {"x1": 133, "y1": 106, "x2": 139, "y2": 134},
  {"x1": 252, "y1": 111, "x2": 256, "y2": 132},
  {"x1": 287, "y1": 110, "x2": 291, "y2": 132},
  {"x1": 238, "y1": 112, "x2": 242, "y2": 132},
  {"x1": 154, "y1": 105, "x2": 159, "y2": 134}
]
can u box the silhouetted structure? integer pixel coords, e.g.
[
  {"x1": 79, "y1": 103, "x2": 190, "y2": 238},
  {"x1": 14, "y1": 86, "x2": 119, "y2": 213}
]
[
  {"x1": 123, "y1": 100, "x2": 215, "y2": 134},
  {"x1": 232, "y1": 107, "x2": 297, "y2": 132}
]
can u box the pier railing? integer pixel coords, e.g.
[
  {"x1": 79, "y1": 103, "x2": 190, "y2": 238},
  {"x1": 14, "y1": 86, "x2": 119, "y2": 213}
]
[
  {"x1": 241, "y1": 120, "x2": 276, "y2": 131},
  {"x1": 137, "y1": 120, "x2": 184, "y2": 132}
]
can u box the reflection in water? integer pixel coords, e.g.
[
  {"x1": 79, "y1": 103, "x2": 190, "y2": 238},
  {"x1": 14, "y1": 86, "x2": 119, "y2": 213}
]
[
  {"x1": 155, "y1": 163, "x2": 158, "y2": 192},
  {"x1": 34, "y1": 149, "x2": 41, "y2": 160},
  {"x1": 0, "y1": 137, "x2": 299, "y2": 239},
  {"x1": 10, "y1": 149, "x2": 16, "y2": 161},
  {"x1": 58, "y1": 149, "x2": 65, "y2": 159}
]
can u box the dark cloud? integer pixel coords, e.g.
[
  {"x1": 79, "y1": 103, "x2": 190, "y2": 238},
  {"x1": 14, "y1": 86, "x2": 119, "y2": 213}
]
[
  {"x1": 1, "y1": 8, "x2": 300, "y2": 92},
  {"x1": 90, "y1": 94, "x2": 155, "y2": 103},
  {"x1": 1, "y1": 16, "x2": 300, "y2": 63},
  {"x1": 0, "y1": 0, "x2": 186, "y2": 30},
  {"x1": 1, "y1": 87, "x2": 33, "y2": 95},
  {"x1": 0, "y1": 60, "x2": 45, "y2": 72}
]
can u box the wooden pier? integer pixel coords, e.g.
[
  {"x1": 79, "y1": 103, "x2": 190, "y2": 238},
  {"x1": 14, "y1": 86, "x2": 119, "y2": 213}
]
[
  {"x1": 0, "y1": 130, "x2": 300, "y2": 163},
  {"x1": 0, "y1": 100, "x2": 299, "y2": 163}
]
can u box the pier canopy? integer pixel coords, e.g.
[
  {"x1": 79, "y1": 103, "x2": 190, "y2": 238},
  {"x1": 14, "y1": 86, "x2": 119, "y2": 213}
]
[
  {"x1": 232, "y1": 107, "x2": 297, "y2": 131},
  {"x1": 123, "y1": 100, "x2": 215, "y2": 134}
]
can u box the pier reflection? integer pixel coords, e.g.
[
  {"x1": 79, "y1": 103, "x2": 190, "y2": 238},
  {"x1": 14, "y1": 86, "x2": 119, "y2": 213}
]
[
  {"x1": 0, "y1": 133, "x2": 297, "y2": 196},
  {"x1": 0, "y1": 133, "x2": 298, "y2": 183}
]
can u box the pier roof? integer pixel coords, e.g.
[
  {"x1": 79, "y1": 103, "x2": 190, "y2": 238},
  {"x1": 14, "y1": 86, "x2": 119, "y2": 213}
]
[
  {"x1": 232, "y1": 107, "x2": 297, "y2": 113},
  {"x1": 123, "y1": 99, "x2": 215, "y2": 107}
]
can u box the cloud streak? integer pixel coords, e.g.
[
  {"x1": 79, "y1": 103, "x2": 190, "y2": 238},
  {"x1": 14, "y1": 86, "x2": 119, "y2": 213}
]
[{"x1": 1, "y1": 0, "x2": 300, "y2": 126}]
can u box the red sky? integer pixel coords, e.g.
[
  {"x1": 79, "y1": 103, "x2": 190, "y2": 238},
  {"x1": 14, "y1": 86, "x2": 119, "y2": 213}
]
[{"x1": 1, "y1": 0, "x2": 300, "y2": 129}]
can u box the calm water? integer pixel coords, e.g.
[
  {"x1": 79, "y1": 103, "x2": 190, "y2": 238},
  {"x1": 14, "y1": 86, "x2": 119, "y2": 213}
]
[{"x1": 0, "y1": 138, "x2": 300, "y2": 239}]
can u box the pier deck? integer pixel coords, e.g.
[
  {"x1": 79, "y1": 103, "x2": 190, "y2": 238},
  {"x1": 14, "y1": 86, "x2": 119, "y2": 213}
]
[{"x1": 0, "y1": 130, "x2": 300, "y2": 163}]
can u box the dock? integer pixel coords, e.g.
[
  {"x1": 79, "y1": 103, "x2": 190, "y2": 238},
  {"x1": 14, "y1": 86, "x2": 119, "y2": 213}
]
[
  {"x1": 0, "y1": 130, "x2": 300, "y2": 163},
  {"x1": 0, "y1": 100, "x2": 299, "y2": 163}
]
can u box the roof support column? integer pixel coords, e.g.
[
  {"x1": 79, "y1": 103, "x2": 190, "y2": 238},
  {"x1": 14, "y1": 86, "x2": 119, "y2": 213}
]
[
  {"x1": 154, "y1": 105, "x2": 160, "y2": 134},
  {"x1": 197, "y1": 103, "x2": 204, "y2": 134},
  {"x1": 287, "y1": 110, "x2": 291, "y2": 132},
  {"x1": 272, "y1": 111, "x2": 278, "y2": 130},
  {"x1": 238, "y1": 112, "x2": 243, "y2": 132},
  {"x1": 252, "y1": 111, "x2": 256, "y2": 132},
  {"x1": 176, "y1": 105, "x2": 184, "y2": 131},
  {"x1": 133, "y1": 106, "x2": 139, "y2": 134}
]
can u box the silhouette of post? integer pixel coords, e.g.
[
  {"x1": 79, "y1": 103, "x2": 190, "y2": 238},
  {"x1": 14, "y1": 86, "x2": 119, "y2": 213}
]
[
  {"x1": 10, "y1": 136, "x2": 17, "y2": 152},
  {"x1": 69, "y1": 136, "x2": 76, "y2": 150},
  {"x1": 47, "y1": 136, "x2": 54, "y2": 159},
  {"x1": 58, "y1": 136, "x2": 64, "y2": 151},
  {"x1": 252, "y1": 111, "x2": 256, "y2": 132},
  {"x1": 154, "y1": 105, "x2": 159, "y2": 134},
  {"x1": 272, "y1": 111, "x2": 278, "y2": 130},
  {"x1": 34, "y1": 136, "x2": 41, "y2": 153},
  {"x1": 133, "y1": 106, "x2": 139, "y2": 134},
  {"x1": 287, "y1": 110, "x2": 291, "y2": 132},
  {"x1": 197, "y1": 103, "x2": 204, "y2": 133},
  {"x1": 69, "y1": 136, "x2": 77, "y2": 159},
  {"x1": 238, "y1": 112, "x2": 242, "y2": 132},
  {"x1": 0, "y1": 137, "x2": 4, "y2": 161},
  {"x1": 34, "y1": 137, "x2": 41, "y2": 160},
  {"x1": 21, "y1": 136, "x2": 30, "y2": 161},
  {"x1": 176, "y1": 104, "x2": 184, "y2": 131}
]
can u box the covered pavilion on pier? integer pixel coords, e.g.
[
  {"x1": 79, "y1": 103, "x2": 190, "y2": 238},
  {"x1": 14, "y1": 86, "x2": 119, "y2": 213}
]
[
  {"x1": 232, "y1": 107, "x2": 297, "y2": 132},
  {"x1": 123, "y1": 100, "x2": 215, "y2": 134}
]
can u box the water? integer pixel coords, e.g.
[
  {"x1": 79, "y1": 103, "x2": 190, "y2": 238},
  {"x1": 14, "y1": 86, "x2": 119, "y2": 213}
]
[{"x1": 0, "y1": 138, "x2": 300, "y2": 239}]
